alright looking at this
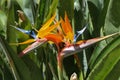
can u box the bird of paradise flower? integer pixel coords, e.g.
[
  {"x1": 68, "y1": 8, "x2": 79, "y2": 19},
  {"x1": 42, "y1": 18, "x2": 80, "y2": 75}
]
[
  {"x1": 11, "y1": 12, "x2": 119, "y2": 80},
  {"x1": 11, "y1": 14, "x2": 61, "y2": 57},
  {"x1": 11, "y1": 14, "x2": 120, "y2": 80},
  {"x1": 12, "y1": 13, "x2": 119, "y2": 60}
]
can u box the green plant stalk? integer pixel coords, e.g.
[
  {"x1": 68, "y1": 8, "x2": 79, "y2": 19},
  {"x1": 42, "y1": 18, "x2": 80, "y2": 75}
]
[
  {"x1": 57, "y1": 65, "x2": 63, "y2": 80},
  {"x1": 79, "y1": 71, "x2": 84, "y2": 80},
  {"x1": 48, "y1": 63, "x2": 58, "y2": 80},
  {"x1": 57, "y1": 54, "x2": 63, "y2": 80}
]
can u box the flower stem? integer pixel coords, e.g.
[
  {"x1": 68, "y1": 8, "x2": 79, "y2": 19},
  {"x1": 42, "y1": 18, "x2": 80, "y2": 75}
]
[{"x1": 57, "y1": 53, "x2": 63, "y2": 80}]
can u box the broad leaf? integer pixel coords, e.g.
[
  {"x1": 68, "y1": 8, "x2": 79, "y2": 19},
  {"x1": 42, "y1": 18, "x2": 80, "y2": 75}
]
[
  {"x1": 89, "y1": 0, "x2": 120, "y2": 68},
  {"x1": 87, "y1": 36, "x2": 120, "y2": 80},
  {"x1": 0, "y1": 37, "x2": 32, "y2": 80},
  {"x1": 104, "y1": 0, "x2": 120, "y2": 35}
]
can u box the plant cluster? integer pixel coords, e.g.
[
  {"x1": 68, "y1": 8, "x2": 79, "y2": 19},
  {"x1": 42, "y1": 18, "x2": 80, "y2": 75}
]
[{"x1": 0, "y1": 0, "x2": 120, "y2": 80}]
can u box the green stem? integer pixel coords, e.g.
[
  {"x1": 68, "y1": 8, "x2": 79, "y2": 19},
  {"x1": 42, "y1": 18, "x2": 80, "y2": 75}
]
[
  {"x1": 57, "y1": 54, "x2": 63, "y2": 80},
  {"x1": 58, "y1": 65, "x2": 63, "y2": 80}
]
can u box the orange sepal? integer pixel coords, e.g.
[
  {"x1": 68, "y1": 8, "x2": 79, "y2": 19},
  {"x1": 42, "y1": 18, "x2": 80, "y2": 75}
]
[
  {"x1": 61, "y1": 14, "x2": 74, "y2": 42},
  {"x1": 45, "y1": 34, "x2": 63, "y2": 45},
  {"x1": 64, "y1": 12, "x2": 73, "y2": 33}
]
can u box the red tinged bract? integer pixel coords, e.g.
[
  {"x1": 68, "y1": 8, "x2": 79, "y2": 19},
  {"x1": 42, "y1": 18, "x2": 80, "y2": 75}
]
[
  {"x1": 12, "y1": 13, "x2": 119, "y2": 58},
  {"x1": 19, "y1": 38, "x2": 47, "y2": 57},
  {"x1": 60, "y1": 32, "x2": 119, "y2": 58}
]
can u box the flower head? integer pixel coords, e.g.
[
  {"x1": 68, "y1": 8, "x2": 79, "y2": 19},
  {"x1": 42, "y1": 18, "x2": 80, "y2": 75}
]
[{"x1": 12, "y1": 14, "x2": 61, "y2": 56}]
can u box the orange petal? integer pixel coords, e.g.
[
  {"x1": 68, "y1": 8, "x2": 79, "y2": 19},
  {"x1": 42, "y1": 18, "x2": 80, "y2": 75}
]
[
  {"x1": 45, "y1": 34, "x2": 63, "y2": 52},
  {"x1": 61, "y1": 14, "x2": 74, "y2": 42},
  {"x1": 61, "y1": 17, "x2": 69, "y2": 34},
  {"x1": 45, "y1": 34, "x2": 63, "y2": 45},
  {"x1": 65, "y1": 12, "x2": 73, "y2": 33}
]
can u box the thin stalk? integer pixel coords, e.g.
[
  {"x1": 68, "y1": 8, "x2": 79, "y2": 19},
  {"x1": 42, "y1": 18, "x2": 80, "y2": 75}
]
[
  {"x1": 57, "y1": 65, "x2": 63, "y2": 80},
  {"x1": 82, "y1": 31, "x2": 88, "y2": 77},
  {"x1": 57, "y1": 54, "x2": 63, "y2": 80}
]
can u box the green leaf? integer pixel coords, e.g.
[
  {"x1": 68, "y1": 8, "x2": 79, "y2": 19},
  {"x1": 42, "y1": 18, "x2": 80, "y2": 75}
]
[
  {"x1": 0, "y1": 55, "x2": 14, "y2": 80},
  {"x1": 105, "y1": 61, "x2": 120, "y2": 80},
  {"x1": 35, "y1": 0, "x2": 47, "y2": 29},
  {"x1": 7, "y1": 4, "x2": 18, "y2": 53},
  {"x1": 88, "y1": 0, "x2": 103, "y2": 10},
  {"x1": 89, "y1": 28, "x2": 107, "y2": 68},
  {"x1": 104, "y1": 0, "x2": 120, "y2": 35},
  {"x1": 59, "y1": 0, "x2": 74, "y2": 20},
  {"x1": 22, "y1": 57, "x2": 44, "y2": 80},
  {"x1": 87, "y1": 36, "x2": 120, "y2": 80},
  {"x1": 89, "y1": 0, "x2": 110, "y2": 37},
  {"x1": 89, "y1": 0, "x2": 120, "y2": 68},
  {"x1": 0, "y1": 37, "x2": 32, "y2": 80},
  {"x1": 0, "y1": 10, "x2": 7, "y2": 37},
  {"x1": 35, "y1": 0, "x2": 58, "y2": 29}
]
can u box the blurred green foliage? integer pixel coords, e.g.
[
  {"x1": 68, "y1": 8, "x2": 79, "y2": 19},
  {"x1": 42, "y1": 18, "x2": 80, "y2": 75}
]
[{"x1": 0, "y1": 0, "x2": 120, "y2": 80}]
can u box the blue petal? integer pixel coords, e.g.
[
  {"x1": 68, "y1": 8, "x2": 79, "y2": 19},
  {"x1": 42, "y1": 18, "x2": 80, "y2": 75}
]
[
  {"x1": 11, "y1": 25, "x2": 36, "y2": 39},
  {"x1": 30, "y1": 30, "x2": 36, "y2": 39},
  {"x1": 74, "y1": 24, "x2": 88, "y2": 42}
]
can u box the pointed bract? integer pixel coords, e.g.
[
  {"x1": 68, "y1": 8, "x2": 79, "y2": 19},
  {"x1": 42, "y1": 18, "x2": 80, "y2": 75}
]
[
  {"x1": 19, "y1": 38, "x2": 47, "y2": 57},
  {"x1": 60, "y1": 32, "x2": 119, "y2": 58}
]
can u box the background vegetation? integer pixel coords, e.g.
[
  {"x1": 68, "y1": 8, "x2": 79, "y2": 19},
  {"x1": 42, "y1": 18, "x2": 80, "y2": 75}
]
[{"x1": 0, "y1": 0, "x2": 120, "y2": 80}]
